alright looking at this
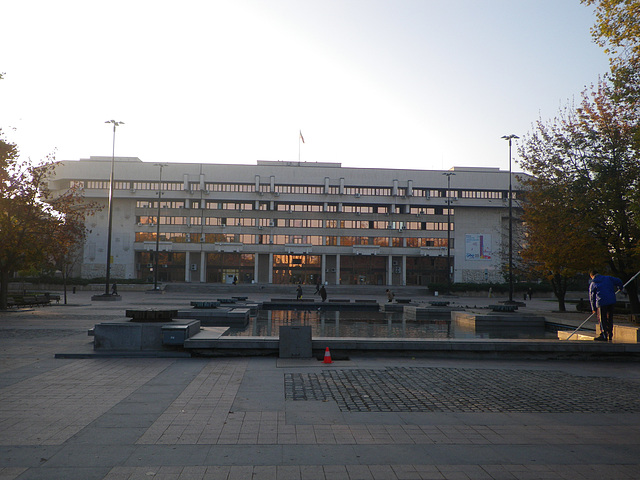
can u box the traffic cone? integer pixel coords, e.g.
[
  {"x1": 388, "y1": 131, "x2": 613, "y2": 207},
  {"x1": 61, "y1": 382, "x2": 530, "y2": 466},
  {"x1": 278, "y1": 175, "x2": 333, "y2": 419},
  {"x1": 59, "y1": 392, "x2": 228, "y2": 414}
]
[{"x1": 323, "y1": 347, "x2": 333, "y2": 364}]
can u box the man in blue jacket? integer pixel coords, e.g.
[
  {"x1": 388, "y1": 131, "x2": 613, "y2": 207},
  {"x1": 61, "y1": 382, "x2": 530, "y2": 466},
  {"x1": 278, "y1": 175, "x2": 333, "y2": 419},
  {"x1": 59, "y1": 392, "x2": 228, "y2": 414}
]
[{"x1": 589, "y1": 270, "x2": 624, "y2": 342}]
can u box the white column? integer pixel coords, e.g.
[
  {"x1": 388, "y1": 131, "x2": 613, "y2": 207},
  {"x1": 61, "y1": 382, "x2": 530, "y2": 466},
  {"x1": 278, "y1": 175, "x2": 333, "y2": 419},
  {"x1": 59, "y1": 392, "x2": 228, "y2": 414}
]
[
  {"x1": 185, "y1": 251, "x2": 191, "y2": 282},
  {"x1": 200, "y1": 252, "x2": 206, "y2": 282},
  {"x1": 254, "y1": 256, "x2": 259, "y2": 284},
  {"x1": 321, "y1": 254, "x2": 326, "y2": 283},
  {"x1": 402, "y1": 255, "x2": 407, "y2": 286},
  {"x1": 268, "y1": 253, "x2": 273, "y2": 283},
  {"x1": 387, "y1": 255, "x2": 393, "y2": 285},
  {"x1": 335, "y1": 254, "x2": 340, "y2": 285}
]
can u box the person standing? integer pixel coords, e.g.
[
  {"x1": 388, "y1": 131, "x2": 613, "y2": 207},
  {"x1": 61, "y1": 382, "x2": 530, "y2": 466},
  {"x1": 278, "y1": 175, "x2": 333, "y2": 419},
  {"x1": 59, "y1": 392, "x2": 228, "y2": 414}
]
[
  {"x1": 296, "y1": 284, "x2": 303, "y2": 300},
  {"x1": 386, "y1": 289, "x2": 394, "y2": 303},
  {"x1": 319, "y1": 285, "x2": 327, "y2": 302},
  {"x1": 589, "y1": 269, "x2": 623, "y2": 342}
]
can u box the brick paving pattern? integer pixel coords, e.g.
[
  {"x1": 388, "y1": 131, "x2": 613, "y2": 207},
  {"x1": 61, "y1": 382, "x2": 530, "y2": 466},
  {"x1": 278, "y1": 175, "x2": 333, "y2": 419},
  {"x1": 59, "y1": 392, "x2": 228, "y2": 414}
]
[{"x1": 285, "y1": 367, "x2": 640, "y2": 413}]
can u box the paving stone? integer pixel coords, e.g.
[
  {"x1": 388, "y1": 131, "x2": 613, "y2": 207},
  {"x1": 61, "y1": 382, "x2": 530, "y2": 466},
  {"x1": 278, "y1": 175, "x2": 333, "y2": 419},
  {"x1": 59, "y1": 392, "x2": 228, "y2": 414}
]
[{"x1": 285, "y1": 367, "x2": 640, "y2": 413}]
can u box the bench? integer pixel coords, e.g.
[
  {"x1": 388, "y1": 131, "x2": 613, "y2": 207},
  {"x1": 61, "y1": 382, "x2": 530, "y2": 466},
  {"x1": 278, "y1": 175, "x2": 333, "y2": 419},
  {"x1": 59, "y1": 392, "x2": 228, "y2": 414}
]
[
  {"x1": 48, "y1": 294, "x2": 61, "y2": 304},
  {"x1": 217, "y1": 298, "x2": 237, "y2": 304},
  {"x1": 8, "y1": 295, "x2": 51, "y2": 307},
  {"x1": 396, "y1": 298, "x2": 412, "y2": 304},
  {"x1": 191, "y1": 301, "x2": 220, "y2": 309},
  {"x1": 270, "y1": 298, "x2": 315, "y2": 302},
  {"x1": 429, "y1": 301, "x2": 450, "y2": 306},
  {"x1": 490, "y1": 304, "x2": 518, "y2": 312}
]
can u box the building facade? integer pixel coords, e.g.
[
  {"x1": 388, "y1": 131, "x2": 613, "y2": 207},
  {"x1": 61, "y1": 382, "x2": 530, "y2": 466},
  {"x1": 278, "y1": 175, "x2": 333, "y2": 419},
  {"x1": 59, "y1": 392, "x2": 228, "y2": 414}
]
[{"x1": 48, "y1": 157, "x2": 524, "y2": 286}]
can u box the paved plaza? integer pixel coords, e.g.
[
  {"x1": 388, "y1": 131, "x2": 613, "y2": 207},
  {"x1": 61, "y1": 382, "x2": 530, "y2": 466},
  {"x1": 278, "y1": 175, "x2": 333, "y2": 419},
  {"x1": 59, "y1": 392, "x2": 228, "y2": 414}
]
[{"x1": 1, "y1": 288, "x2": 640, "y2": 479}]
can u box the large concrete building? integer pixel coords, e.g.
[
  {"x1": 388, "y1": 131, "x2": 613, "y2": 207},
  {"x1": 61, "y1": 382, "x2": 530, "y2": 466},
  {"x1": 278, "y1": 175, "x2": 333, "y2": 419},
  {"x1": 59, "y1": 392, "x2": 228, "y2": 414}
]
[{"x1": 48, "y1": 157, "x2": 524, "y2": 286}]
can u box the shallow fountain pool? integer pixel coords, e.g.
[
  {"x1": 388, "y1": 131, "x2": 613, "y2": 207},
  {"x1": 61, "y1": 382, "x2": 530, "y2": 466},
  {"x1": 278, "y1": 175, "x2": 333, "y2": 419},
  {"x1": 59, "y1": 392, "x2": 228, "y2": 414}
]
[{"x1": 223, "y1": 310, "x2": 559, "y2": 340}]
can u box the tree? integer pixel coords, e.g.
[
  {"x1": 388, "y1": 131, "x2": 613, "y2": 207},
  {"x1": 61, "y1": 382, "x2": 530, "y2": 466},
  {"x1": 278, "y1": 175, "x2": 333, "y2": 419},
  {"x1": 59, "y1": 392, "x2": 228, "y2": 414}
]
[
  {"x1": 518, "y1": 80, "x2": 640, "y2": 312},
  {"x1": 44, "y1": 185, "x2": 96, "y2": 304},
  {"x1": 582, "y1": 0, "x2": 640, "y2": 100},
  {"x1": 0, "y1": 131, "x2": 92, "y2": 309},
  {"x1": 519, "y1": 177, "x2": 607, "y2": 311}
]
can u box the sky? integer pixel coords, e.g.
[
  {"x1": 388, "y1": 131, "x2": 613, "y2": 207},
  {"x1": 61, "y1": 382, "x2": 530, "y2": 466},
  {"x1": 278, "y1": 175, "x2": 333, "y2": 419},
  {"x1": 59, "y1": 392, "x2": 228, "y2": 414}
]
[{"x1": 1, "y1": 0, "x2": 610, "y2": 173}]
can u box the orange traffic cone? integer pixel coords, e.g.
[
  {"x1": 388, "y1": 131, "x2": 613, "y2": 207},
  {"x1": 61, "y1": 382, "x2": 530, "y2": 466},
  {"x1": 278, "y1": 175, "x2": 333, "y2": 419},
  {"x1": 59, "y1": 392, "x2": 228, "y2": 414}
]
[{"x1": 323, "y1": 347, "x2": 333, "y2": 364}]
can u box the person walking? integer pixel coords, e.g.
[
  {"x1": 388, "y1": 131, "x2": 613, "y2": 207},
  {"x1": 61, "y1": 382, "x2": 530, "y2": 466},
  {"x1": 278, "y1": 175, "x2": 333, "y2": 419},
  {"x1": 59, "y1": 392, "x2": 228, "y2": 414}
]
[
  {"x1": 296, "y1": 283, "x2": 303, "y2": 300},
  {"x1": 589, "y1": 269, "x2": 623, "y2": 342},
  {"x1": 319, "y1": 285, "x2": 327, "y2": 302},
  {"x1": 386, "y1": 289, "x2": 394, "y2": 303}
]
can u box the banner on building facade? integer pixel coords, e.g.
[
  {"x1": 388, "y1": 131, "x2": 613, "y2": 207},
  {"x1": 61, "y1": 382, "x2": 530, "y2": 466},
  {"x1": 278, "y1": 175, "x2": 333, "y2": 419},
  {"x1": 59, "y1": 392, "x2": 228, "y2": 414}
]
[{"x1": 465, "y1": 234, "x2": 492, "y2": 260}]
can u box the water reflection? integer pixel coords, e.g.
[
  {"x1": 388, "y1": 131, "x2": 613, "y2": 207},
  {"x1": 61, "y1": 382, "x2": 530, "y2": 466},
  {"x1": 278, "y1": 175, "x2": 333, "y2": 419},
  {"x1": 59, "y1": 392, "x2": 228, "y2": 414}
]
[{"x1": 224, "y1": 310, "x2": 555, "y2": 339}]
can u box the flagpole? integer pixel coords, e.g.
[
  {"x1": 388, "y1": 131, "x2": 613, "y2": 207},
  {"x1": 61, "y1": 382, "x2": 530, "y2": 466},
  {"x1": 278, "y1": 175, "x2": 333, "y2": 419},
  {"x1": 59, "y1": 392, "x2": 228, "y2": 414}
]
[{"x1": 298, "y1": 130, "x2": 304, "y2": 164}]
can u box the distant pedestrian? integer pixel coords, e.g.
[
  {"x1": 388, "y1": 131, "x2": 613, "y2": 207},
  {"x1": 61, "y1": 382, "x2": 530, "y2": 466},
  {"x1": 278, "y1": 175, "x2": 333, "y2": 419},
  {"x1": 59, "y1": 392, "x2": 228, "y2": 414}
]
[
  {"x1": 589, "y1": 269, "x2": 623, "y2": 342},
  {"x1": 527, "y1": 287, "x2": 533, "y2": 300},
  {"x1": 386, "y1": 289, "x2": 394, "y2": 303},
  {"x1": 296, "y1": 284, "x2": 303, "y2": 300},
  {"x1": 233, "y1": 276, "x2": 237, "y2": 285},
  {"x1": 111, "y1": 282, "x2": 118, "y2": 296},
  {"x1": 315, "y1": 279, "x2": 321, "y2": 294},
  {"x1": 320, "y1": 285, "x2": 327, "y2": 302}
]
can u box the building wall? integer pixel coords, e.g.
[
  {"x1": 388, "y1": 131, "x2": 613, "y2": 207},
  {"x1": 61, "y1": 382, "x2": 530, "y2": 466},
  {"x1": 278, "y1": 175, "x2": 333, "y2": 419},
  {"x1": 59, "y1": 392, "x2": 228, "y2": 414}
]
[{"x1": 48, "y1": 157, "x2": 525, "y2": 285}]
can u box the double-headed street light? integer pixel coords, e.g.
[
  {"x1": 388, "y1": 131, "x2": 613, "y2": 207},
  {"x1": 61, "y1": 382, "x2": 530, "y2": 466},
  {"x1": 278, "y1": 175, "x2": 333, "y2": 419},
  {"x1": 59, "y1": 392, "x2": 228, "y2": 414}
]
[
  {"x1": 104, "y1": 120, "x2": 124, "y2": 296},
  {"x1": 442, "y1": 171, "x2": 455, "y2": 294},
  {"x1": 501, "y1": 134, "x2": 519, "y2": 304},
  {"x1": 153, "y1": 163, "x2": 168, "y2": 291}
]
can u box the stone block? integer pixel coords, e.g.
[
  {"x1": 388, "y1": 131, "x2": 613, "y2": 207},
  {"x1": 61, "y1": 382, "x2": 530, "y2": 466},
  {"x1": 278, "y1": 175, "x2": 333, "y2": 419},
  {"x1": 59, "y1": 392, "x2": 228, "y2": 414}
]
[{"x1": 279, "y1": 326, "x2": 312, "y2": 358}]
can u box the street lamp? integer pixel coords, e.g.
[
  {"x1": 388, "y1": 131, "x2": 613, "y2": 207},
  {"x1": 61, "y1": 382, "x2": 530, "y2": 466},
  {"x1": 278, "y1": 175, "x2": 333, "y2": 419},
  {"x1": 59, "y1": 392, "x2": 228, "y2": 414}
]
[
  {"x1": 501, "y1": 134, "x2": 519, "y2": 304},
  {"x1": 104, "y1": 120, "x2": 124, "y2": 296},
  {"x1": 442, "y1": 172, "x2": 455, "y2": 294},
  {"x1": 153, "y1": 163, "x2": 168, "y2": 291}
]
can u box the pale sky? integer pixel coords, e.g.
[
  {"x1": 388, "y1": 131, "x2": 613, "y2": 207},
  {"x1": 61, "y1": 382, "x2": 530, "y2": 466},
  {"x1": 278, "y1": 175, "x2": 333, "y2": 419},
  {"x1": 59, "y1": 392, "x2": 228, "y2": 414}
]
[{"x1": 1, "y1": 0, "x2": 609, "y2": 173}]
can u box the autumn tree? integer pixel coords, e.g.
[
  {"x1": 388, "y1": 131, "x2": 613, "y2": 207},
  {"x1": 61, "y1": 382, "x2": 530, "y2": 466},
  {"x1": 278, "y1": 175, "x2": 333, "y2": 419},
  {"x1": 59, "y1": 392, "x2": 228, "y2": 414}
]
[
  {"x1": 44, "y1": 186, "x2": 96, "y2": 304},
  {"x1": 0, "y1": 131, "x2": 92, "y2": 309},
  {"x1": 582, "y1": 0, "x2": 640, "y2": 100},
  {"x1": 519, "y1": 177, "x2": 607, "y2": 311},
  {"x1": 519, "y1": 80, "x2": 640, "y2": 312}
]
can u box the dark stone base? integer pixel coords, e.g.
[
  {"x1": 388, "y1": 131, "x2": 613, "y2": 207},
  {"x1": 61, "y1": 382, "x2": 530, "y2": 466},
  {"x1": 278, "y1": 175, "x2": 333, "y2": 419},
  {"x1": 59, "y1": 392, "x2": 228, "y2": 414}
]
[{"x1": 91, "y1": 294, "x2": 122, "y2": 301}]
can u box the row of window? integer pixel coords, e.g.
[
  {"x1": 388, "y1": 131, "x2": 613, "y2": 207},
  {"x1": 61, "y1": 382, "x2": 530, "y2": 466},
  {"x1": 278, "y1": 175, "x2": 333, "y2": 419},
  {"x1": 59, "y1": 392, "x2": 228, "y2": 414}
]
[
  {"x1": 135, "y1": 231, "x2": 450, "y2": 247},
  {"x1": 135, "y1": 201, "x2": 451, "y2": 216},
  {"x1": 136, "y1": 216, "x2": 453, "y2": 231},
  {"x1": 76, "y1": 180, "x2": 515, "y2": 199}
]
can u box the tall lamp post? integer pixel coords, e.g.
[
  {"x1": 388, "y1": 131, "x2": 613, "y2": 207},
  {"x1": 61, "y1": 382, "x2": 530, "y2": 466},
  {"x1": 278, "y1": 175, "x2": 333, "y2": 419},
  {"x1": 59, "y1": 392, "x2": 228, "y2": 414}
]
[
  {"x1": 501, "y1": 134, "x2": 518, "y2": 304},
  {"x1": 442, "y1": 172, "x2": 455, "y2": 294},
  {"x1": 153, "y1": 163, "x2": 168, "y2": 291},
  {"x1": 104, "y1": 120, "x2": 124, "y2": 296}
]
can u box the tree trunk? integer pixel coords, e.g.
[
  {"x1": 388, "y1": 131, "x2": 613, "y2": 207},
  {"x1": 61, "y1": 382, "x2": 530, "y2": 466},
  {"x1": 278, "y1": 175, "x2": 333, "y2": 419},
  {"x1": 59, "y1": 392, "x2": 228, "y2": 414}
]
[
  {"x1": 63, "y1": 274, "x2": 68, "y2": 305},
  {"x1": 551, "y1": 273, "x2": 568, "y2": 312},
  {"x1": 0, "y1": 268, "x2": 10, "y2": 310}
]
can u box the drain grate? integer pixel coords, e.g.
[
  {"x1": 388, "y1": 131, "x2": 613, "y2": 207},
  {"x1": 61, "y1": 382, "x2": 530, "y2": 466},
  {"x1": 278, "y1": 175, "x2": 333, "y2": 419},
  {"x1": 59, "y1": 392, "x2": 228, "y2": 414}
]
[{"x1": 285, "y1": 367, "x2": 640, "y2": 413}]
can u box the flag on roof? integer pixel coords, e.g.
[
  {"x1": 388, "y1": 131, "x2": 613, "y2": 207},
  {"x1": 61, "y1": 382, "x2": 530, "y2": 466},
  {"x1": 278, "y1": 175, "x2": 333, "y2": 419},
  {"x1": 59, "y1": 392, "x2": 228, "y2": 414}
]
[{"x1": 299, "y1": 130, "x2": 305, "y2": 143}]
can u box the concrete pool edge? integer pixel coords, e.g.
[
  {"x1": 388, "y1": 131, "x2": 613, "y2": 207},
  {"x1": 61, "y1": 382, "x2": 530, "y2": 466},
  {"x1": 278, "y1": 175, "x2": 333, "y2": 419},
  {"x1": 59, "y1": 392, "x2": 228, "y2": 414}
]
[{"x1": 179, "y1": 335, "x2": 640, "y2": 360}]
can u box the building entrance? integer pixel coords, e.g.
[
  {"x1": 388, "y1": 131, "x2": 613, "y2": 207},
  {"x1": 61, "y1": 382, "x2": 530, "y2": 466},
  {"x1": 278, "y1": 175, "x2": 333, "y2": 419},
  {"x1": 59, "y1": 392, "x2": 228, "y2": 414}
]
[
  {"x1": 136, "y1": 252, "x2": 186, "y2": 282},
  {"x1": 406, "y1": 256, "x2": 449, "y2": 285},
  {"x1": 206, "y1": 253, "x2": 254, "y2": 284},
  {"x1": 340, "y1": 255, "x2": 385, "y2": 285},
  {"x1": 272, "y1": 254, "x2": 321, "y2": 284}
]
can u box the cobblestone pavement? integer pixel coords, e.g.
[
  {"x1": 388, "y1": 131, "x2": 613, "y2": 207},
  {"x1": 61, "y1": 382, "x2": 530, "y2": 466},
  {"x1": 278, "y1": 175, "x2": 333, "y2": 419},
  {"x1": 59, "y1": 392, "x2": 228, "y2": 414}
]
[
  {"x1": 285, "y1": 367, "x2": 640, "y2": 413},
  {"x1": 1, "y1": 291, "x2": 640, "y2": 479}
]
